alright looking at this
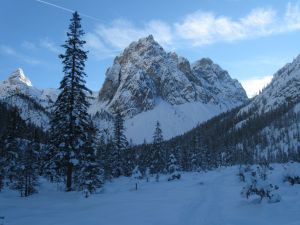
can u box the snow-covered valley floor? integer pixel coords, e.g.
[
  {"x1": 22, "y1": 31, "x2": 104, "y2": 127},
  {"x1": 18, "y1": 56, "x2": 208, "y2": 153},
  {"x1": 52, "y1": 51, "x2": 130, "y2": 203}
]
[{"x1": 1, "y1": 164, "x2": 300, "y2": 225}]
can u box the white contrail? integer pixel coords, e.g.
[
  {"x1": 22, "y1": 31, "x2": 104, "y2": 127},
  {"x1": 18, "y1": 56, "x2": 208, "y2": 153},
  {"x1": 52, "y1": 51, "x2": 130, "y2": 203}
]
[{"x1": 36, "y1": 0, "x2": 103, "y2": 22}]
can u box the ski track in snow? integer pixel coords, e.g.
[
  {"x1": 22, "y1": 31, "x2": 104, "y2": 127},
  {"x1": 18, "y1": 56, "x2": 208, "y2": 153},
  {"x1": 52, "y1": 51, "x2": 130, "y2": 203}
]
[{"x1": 1, "y1": 165, "x2": 300, "y2": 225}]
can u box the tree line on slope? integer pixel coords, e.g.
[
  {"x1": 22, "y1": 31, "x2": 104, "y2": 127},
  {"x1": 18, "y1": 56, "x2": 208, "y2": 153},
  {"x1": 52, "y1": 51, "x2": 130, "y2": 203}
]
[{"x1": 0, "y1": 103, "x2": 46, "y2": 196}]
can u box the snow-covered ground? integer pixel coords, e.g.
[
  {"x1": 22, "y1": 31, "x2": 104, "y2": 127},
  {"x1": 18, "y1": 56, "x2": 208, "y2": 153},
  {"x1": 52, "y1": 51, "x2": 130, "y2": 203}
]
[{"x1": 1, "y1": 164, "x2": 300, "y2": 225}]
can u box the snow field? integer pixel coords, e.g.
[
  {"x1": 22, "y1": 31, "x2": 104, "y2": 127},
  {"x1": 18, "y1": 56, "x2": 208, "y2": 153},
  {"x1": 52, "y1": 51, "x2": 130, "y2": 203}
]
[{"x1": 1, "y1": 164, "x2": 300, "y2": 225}]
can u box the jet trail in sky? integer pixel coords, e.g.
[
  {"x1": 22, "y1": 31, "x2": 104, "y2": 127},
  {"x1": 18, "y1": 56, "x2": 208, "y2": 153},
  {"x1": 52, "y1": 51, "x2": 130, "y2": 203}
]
[{"x1": 36, "y1": 0, "x2": 103, "y2": 22}]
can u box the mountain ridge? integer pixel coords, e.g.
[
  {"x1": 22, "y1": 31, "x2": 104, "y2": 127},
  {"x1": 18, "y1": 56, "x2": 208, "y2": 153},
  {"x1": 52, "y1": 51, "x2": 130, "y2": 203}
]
[{"x1": 97, "y1": 35, "x2": 248, "y2": 118}]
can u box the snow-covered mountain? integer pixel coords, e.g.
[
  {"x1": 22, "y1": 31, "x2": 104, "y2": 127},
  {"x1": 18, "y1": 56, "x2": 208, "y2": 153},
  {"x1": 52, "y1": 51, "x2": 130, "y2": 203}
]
[
  {"x1": 0, "y1": 68, "x2": 58, "y2": 129},
  {"x1": 94, "y1": 35, "x2": 248, "y2": 143},
  {"x1": 0, "y1": 36, "x2": 248, "y2": 143},
  {"x1": 240, "y1": 54, "x2": 300, "y2": 115},
  {"x1": 98, "y1": 35, "x2": 247, "y2": 116},
  {"x1": 232, "y1": 54, "x2": 300, "y2": 158}
]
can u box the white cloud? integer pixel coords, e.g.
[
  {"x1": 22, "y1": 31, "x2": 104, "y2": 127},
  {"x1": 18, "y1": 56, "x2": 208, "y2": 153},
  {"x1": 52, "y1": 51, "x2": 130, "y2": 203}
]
[
  {"x1": 95, "y1": 19, "x2": 173, "y2": 49},
  {"x1": 241, "y1": 75, "x2": 273, "y2": 97},
  {"x1": 0, "y1": 45, "x2": 16, "y2": 55},
  {"x1": 175, "y1": 7, "x2": 277, "y2": 46},
  {"x1": 85, "y1": 33, "x2": 120, "y2": 60},
  {"x1": 22, "y1": 41, "x2": 38, "y2": 50},
  {"x1": 175, "y1": 2, "x2": 300, "y2": 46},
  {"x1": 284, "y1": 2, "x2": 300, "y2": 30},
  {"x1": 0, "y1": 44, "x2": 41, "y2": 65},
  {"x1": 83, "y1": 1, "x2": 300, "y2": 60},
  {"x1": 40, "y1": 38, "x2": 60, "y2": 54},
  {"x1": 85, "y1": 19, "x2": 173, "y2": 59}
]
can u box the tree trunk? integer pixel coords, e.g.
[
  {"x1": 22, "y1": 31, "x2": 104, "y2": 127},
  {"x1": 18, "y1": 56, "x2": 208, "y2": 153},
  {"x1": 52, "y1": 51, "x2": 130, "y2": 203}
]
[{"x1": 66, "y1": 163, "x2": 73, "y2": 191}]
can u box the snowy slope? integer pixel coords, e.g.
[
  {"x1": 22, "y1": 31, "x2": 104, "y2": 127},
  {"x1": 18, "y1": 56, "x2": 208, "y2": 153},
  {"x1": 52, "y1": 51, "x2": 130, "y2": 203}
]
[
  {"x1": 91, "y1": 99, "x2": 240, "y2": 144},
  {"x1": 1, "y1": 164, "x2": 300, "y2": 225},
  {"x1": 124, "y1": 100, "x2": 227, "y2": 143}
]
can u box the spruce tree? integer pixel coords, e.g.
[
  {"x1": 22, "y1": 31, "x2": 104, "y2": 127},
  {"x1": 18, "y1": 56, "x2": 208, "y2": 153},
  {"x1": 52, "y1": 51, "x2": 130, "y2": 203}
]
[
  {"x1": 123, "y1": 142, "x2": 135, "y2": 176},
  {"x1": 48, "y1": 12, "x2": 95, "y2": 192},
  {"x1": 111, "y1": 109, "x2": 128, "y2": 177},
  {"x1": 13, "y1": 139, "x2": 39, "y2": 197},
  {"x1": 153, "y1": 121, "x2": 164, "y2": 144},
  {"x1": 100, "y1": 135, "x2": 114, "y2": 180},
  {"x1": 75, "y1": 120, "x2": 104, "y2": 197},
  {"x1": 150, "y1": 121, "x2": 165, "y2": 175}
]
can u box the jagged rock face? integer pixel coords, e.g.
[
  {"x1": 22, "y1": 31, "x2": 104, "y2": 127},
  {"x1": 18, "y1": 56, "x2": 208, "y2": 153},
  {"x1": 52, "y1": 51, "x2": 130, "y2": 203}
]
[
  {"x1": 240, "y1": 54, "x2": 300, "y2": 115},
  {"x1": 192, "y1": 58, "x2": 248, "y2": 106},
  {"x1": 98, "y1": 35, "x2": 248, "y2": 117}
]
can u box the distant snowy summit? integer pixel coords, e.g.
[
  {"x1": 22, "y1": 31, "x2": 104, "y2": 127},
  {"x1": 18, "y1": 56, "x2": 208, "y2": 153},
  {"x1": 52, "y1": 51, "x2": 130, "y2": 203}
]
[
  {"x1": 98, "y1": 35, "x2": 248, "y2": 117},
  {"x1": 6, "y1": 68, "x2": 33, "y2": 87},
  {"x1": 0, "y1": 69, "x2": 58, "y2": 129}
]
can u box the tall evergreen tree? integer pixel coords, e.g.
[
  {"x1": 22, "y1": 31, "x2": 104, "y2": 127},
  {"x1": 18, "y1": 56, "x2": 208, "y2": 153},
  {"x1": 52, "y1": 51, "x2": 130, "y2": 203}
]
[
  {"x1": 153, "y1": 121, "x2": 164, "y2": 144},
  {"x1": 111, "y1": 109, "x2": 128, "y2": 177},
  {"x1": 13, "y1": 139, "x2": 39, "y2": 197},
  {"x1": 123, "y1": 145, "x2": 135, "y2": 177},
  {"x1": 75, "y1": 120, "x2": 104, "y2": 197},
  {"x1": 48, "y1": 12, "x2": 96, "y2": 192},
  {"x1": 150, "y1": 121, "x2": 165, "y2": 174}
]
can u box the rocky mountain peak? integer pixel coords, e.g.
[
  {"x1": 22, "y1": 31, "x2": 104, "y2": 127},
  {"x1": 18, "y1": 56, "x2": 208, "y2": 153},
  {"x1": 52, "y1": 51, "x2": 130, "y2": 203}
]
[
  {"x1": 117, "y1": 35, "x2": 165, "y2": 65},
  {"x1": 98, "y1": 36, "x2": 248, "y2": 117},
  {"x1": 194, "y1": 58, "x2": 214, "y2": 66},
  {"x1": 7, "y1": 68, "x2": 32, "y2": 87}
]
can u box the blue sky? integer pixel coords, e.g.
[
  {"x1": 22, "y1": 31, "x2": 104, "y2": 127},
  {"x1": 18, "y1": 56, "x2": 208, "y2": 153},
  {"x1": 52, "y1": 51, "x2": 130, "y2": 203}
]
[{"x1": 1, "y1": 0, "x2": 300, "y2": 96}]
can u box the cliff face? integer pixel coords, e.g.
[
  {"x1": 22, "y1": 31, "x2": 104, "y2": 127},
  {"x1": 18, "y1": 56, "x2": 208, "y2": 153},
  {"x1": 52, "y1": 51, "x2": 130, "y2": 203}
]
[{"x1": 98, "y1": 35, "x2": 247, "y2": 117}]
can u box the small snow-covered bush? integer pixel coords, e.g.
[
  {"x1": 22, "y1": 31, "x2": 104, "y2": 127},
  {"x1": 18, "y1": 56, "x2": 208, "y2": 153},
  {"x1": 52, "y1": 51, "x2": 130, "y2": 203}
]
[
  {"x1": 132, "y1": 166, "x2": 142, "y2": 180},
  {"x1": 283, "y1": 162, "x2": 300, "y2": 185},
  {"x1": 238, "y1": 165, "x2": 251, "y2": 182},
  {"x1": 240, "y1": 165, "x2": 280, "y2": 203},
  {"x1": 132, "y1": 166, "x2": 142, "y2": 190},
  {"x1": 144, "y1": 167, "x2": 150, "y2": 182},
  {"x1": 167, "y1": 154, "x2": 181, "y2": 181},
  {"x1": 284, "y1": 176, "x2": 300, "y2": 185},
  {"x1": 168, "y1": 174, "x2": 181, "y2": 181}
]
